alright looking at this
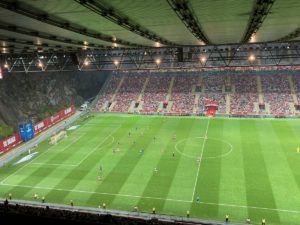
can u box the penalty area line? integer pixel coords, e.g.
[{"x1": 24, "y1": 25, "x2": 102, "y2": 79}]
[
  {"x1": 0, "y1": 133, "x2": 86, "y2": 185},
  {"x1": 30, "y1": 163, "x2": 77, "y2": 167}
]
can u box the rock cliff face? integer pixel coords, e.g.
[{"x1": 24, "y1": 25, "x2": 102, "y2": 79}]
[{"x1": 0, "y1": 71, "x2": 110, "y2": 130}]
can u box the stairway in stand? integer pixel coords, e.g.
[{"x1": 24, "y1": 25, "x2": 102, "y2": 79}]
[
  {"x1": 109, "y1": 76, "x2": 125, "y2": 111},
  {"x1": 158, "y1": 77, "x2": 175, "y2": 112},
  {"x1": 288, "y1": 75, "x2": 298, "y2": 114},
  {"x1": 257, "y1": 75, "x2": 264, "y2": 104},
  {"x1": 226, "y1": 94, "x2": 231, "y2": 114}
]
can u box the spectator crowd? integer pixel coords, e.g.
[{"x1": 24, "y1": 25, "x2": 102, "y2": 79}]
[{"x1": 92, "y1": 70, "x2": 299, "y2": 117}]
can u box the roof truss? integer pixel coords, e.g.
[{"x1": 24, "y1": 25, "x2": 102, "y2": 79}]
[
  {"x1": 2, "y1": 41, "x2": 299, "y2": 73},
  {"x1": 0, "y1": 23, "x2": 104, "y2": 51},
  {"x1": 275, "y1": 28, "x2": 300, "y2": 42},
  {"x1": 242, "y1": 0, "x2": 275, "y2": 43},
  {"x1": 74, "y1": 0, "x2": 177, "y2": 46},
  {"x1": 167, "y1": 0, "x2": 211, "y2": 44},
  {"x1": 0, "y1": 0, "x2": 141, "y2": 47}
]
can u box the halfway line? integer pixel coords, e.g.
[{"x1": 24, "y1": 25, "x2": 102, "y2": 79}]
[{"x1": 191, "y1": 118, "x2": 210, "y2": 201}]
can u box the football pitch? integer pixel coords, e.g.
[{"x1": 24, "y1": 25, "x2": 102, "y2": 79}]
[{"x1": 0, "y1": 113, "x2": 300, "y2": 225}]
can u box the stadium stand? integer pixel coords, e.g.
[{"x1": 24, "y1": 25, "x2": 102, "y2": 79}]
[
  {"x1": 0, "y1": 200, "x2": 205, "y2": 225},
  {"x1": 112, "y1": 75, "x2": 147, "y2": 112},
  {"x1": 231, "y1": 75, "x2": 258, "y2": 115},
  {"x1": 261, "y1": 74, "x2": 293, "y2": 115},
  {"x1": 170, "y1": 75, "x2": 197, "y2": 114},
  {"x1": 93, "y1": 70, "x2": 300, "y2": 117},
  {"x1": 141, "y1": 74, "x2": 172, "y2": 113},
  {"x1": 94, "y1": 74, "x2": 123, "y2": 112}
]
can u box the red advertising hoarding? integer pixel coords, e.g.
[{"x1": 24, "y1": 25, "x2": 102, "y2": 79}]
[
  {"x1": 0, "y1": 105, "x2": 75, "y2": 154},
  {"x1": 0, "y1": 132, "x2": 22, "y2": 154}
]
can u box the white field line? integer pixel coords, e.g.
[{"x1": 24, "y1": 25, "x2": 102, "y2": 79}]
[
  {"x1": 0, "y1": 112, "x2": 82, "y2": 162},
  {"x1": 3, "y1": 127, "x2": 117, "y2": 174},
  {"x1": 51, "y1": 134, "x2": 85, "y2": 153},
  {"x1": 191, "y1": 118, "x2": 210, "y2": 201},
  {"x1": 0, "y1": 133, "x2": 85, "y2": 185},
  {"x1": 1, "y1": 182, "x2": 300, "y2": 214},
  {"x1": 30, "y1": 163, "x2": 77, "y2": 167},
  {"x1": 0, "y1": 183, "x2": 190, "y2": 203},
  {"x1": 76, "y1": 126, "x2": 120, "y2": 165},
  {"x1": 31, "y1": 130, "x2": 115, "y2": 168},
  {"x1": 31, "y1": 136, "x2": 115, "y2": 168},
  {"x1": 198, "y1": 201, "x2": 300, "y2": 214}
]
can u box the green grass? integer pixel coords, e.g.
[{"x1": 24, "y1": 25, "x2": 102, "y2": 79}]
[{"x1": 0, "y1": 114, "x2": 300, "y2": 225}]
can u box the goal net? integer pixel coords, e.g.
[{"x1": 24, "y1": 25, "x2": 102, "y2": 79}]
[{"x1": 49, "y1": 130, "x2": 67, "y2": 145}]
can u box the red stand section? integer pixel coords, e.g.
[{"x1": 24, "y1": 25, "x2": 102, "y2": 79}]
[
  {"x1": 205, "y1": 101, "x2": 219, "y2": 117},
  {"x1": 206, "y1": 106, "x2": 217, "y2": 117}
]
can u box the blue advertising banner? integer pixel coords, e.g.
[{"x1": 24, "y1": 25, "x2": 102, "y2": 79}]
[
  {"x1": 19, "y1": 122, "x2": 35, "y2": 142},
  {"x1": 19, "y1": 124, "x2": 26, "y2": 141}
]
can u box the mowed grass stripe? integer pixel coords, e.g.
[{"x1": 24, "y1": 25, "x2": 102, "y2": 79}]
[
  {"x1": 162, "y1": 119, "x2": 208, "y2": 216},
  {"x1": 271, "y1": 121, "x2": 300, "y2": 191},
  {"x1": 42, "y1": 116, "x2": 132, "y2": 205},
  {"x1": 189, "y1": 119, "x2": 223, "y2": 219},
  {"x1": 10, "y1": 119, "x2": 112, "y2": 185},
  {"x1": 1, "y1": 116, "x2": 113, "y2": 200},
  {"x1": 69, "y1": 117, "x2": 145, "y2": 195},
  {"x1": 24, "y1": 115, "x2": 109, "y2": 163},
  {"x1": 64, "y1": 116, "x2": 147, "y2": 206},
  {"x1": 0, "y1": 116, "x2": 99, "y2": 185},
  {"x1": 217, "y1": 119, "x2": 248, "y2": 222},
  {"x1": 84, "y1": 117, "x2": 165, "y2": 207},
  {"x1": 257, "y1": 120, "x2": 300, "y2": 224},
  {"x1": 240, "y1": 120, "x2": 280, "y2": 224},
  {"x1": 110, "y1": 118, "x2": 182, "y2": 211},
  {"x1": 2, "y1": 115, "x2": 300, "y2": 225},
  {"x1": 136, "y1": 119, "x2": 203, "y2": 213}
]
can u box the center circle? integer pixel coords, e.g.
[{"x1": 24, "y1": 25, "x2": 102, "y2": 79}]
[{"x1": 174, "y1": 137, "x2": 233, "y2": 159}]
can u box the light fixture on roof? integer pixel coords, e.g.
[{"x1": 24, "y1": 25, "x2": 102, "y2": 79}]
[
  {"x1": 200, "y1": 56, "x2": 206, "y2": 63},
  {"x1": 249, "y1": 35, "x2": 256, "y2": 43},
  {"x1": 155, "y1": 42, "x2": 160, "y2": 47},
  {"x1": 83, "y1": 41, "x2": 88, "y2": 45},
  {"x1": 38, "y1": 61, "x2": 43, "y2": 68},
  {"x1": 84, "y1": 60, "x2": 89, "y2": 66},
  {"x1": 113, "y1": 43, "x2": 118, "y2": 47},
  {"x1": 113, "y1": 60, "x2": 119, "y2": 66},
  {"x1": 249, "y1": 54, "x2": 256, "y2": 61},
  {"x1": 155, "y1": 58, "x2": 161, "y2": 65}
]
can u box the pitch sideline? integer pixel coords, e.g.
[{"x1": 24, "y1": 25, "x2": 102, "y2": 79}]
[{"x1": 0, "y1": 182, "x2": 300, "y2": 214}]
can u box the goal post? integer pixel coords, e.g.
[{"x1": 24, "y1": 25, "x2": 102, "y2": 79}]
[{"x1": 49, "y1": 130, "x2": 67, "y2": 145}]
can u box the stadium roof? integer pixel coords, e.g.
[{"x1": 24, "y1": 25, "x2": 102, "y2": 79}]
[{"x1": 0, "y1": 0, "x2": 299, "y2": 53}]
